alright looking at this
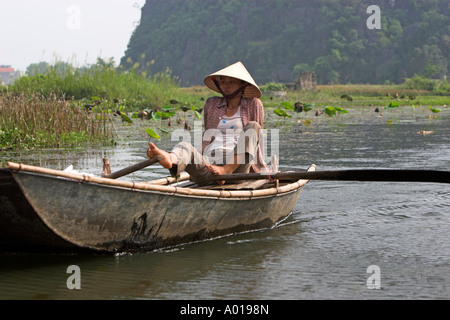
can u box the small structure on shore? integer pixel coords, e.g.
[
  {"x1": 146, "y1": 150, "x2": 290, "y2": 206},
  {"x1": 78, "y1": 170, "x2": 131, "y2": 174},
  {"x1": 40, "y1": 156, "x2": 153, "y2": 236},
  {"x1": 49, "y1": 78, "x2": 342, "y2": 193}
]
[
  {"x1": 298, "y1": 71, "x2": 317, "y2": 91},
  {"x1": 0, "y1": 65, "x2": 22, "y2": 85},
  {"x1": 285, "y1": 71, "x2": 318, "y2": 91}
]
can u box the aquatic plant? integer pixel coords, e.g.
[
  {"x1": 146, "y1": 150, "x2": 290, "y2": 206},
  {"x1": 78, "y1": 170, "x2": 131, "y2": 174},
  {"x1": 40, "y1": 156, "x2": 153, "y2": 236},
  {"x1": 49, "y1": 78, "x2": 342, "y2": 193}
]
[
  {"x1": 146, "y1": 128, "x2": 161, "y2": 141},
  {"x1": 428, "y1": 106, "x2": 441, "y2": 113},
  {"x1": 190, "y1": 105, "x2": 203, "y2": 120},
  {"x1": 385, "y1": 101, "x2": 400, "y2": 109},
  {"x1": 324, "y1": 106, "x2": 348, "y2": 117},
  {"x1": 340, "y1": 94, "x2": 353, "y2": 101},
  {"x1": 0, "y1": 93, "x2": 113, "y2": 150},
  {"x1": 273, "y1": 108, "x2": 292, "y2": 118}
]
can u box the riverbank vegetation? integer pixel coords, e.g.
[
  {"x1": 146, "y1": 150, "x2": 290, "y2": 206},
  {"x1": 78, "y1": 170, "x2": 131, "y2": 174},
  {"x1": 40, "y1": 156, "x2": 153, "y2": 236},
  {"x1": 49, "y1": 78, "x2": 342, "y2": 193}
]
[
  {"x1": 0, "y1": 93, "x2": 114, "y2": 151},
  {"x1": 180, "y1": 75, "x2": 450, "y2": 111},
  {"x1": 0, "y1": 58, "x2": 177, "y2": 150},
  {"x1": 8, "y1": 58, "x2": 178, "y2": 110},
  {"x1": 1, "y1": 59, "x2": 448, "y2": 151}
]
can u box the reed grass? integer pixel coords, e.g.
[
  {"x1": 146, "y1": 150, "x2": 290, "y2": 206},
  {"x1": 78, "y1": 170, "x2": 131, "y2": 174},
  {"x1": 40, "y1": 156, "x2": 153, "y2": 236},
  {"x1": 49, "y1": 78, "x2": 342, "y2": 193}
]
[
  {"x1": 6, "y1": 59, "x2": 179, "y2": 111},
  {"x1": 0, "y1": 93, "x2": 113, "y2": 150}
]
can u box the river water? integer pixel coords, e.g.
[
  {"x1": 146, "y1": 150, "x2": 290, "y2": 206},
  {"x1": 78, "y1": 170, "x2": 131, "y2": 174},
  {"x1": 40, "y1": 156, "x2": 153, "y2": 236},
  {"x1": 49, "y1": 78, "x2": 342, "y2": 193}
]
[{"x1": 1, "y1": 104, "x2": 449, "y2": 300}]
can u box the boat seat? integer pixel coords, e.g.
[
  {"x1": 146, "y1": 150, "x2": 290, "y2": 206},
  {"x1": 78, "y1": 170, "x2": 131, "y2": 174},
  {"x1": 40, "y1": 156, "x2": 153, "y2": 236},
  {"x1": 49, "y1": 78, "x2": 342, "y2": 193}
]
[
  {"x1": 172, "y1": 179, "x2": 273, "y2": 190},
  {"x1": 205, "y1": 179, "x2": 272, "y2": 190}
]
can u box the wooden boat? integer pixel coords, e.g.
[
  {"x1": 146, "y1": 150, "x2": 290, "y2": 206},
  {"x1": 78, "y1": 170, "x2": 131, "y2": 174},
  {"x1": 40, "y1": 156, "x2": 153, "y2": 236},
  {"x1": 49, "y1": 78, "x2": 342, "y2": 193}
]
[{"x1": 0, "y1": 162, "x2": 315, "y2": 253}]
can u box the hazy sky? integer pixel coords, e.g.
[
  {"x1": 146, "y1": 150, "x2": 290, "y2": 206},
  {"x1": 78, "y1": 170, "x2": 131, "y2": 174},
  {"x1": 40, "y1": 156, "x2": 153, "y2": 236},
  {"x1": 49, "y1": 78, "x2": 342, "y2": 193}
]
[{"x1": 0, "y1": 0, "x2": 146, "y2": 71}]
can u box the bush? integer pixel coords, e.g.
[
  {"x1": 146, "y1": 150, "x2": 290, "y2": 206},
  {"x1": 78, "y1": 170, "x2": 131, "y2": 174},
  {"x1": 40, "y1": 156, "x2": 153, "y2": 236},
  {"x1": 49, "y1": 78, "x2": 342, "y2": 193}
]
[
  {"x1": 7, "y1": 58, "x2": 179, "y2": 110},
  {"x1": 0, "y1": 93, "x2": 113, "y2": 150},
  {"x1": 260, "y1": 82, "x2": 287, "y2": 91},
  {"x1": 435, "y1": 78, "x2": 450, "y2": 94},
  {"x1": 402, "y1": 74, "x2": 435, "y2": 91}
]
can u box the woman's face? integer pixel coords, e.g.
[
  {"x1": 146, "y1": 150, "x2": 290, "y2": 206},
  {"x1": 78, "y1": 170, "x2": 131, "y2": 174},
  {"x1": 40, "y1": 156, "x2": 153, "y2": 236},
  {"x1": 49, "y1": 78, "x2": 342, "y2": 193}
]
[{"x1": 218, "y1": 76, "x2": 243, "y2": 95}]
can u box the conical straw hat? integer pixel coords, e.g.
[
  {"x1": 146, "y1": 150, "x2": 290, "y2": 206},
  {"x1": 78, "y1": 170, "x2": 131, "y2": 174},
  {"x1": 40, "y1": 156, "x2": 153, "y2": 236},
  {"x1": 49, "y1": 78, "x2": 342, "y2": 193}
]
[{"x1": 204, "y1": 61, "x2": 261, "y2": 98}]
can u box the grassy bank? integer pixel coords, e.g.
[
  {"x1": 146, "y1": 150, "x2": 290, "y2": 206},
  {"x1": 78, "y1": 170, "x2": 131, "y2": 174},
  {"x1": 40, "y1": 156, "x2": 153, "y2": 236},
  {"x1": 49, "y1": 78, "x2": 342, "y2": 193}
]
[
  {"x1": 0, "y1": 60, "x2": 181, "y2": 150},
  {"x1": 5, "y1": 59, "x2": 179, "y2": 111},
  {"x1": 4, "y1": 60, "x2": 447, "y2": 112},
  {"x1": 287, "y1": 84, "x2": 449, "y2": 108},
  {"x1": 179, "y1": 81, "x2": 449, "y2": 111},
  {"x1": 0, "y1": 93, "x2": 113, "y2": 150}
]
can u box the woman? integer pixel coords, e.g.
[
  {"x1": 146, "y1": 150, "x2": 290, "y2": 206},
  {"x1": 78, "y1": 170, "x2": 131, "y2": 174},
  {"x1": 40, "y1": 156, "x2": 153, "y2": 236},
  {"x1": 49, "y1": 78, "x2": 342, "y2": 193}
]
[{"x1": 147, "y1": 61, "x2": 268, "y2": 185}]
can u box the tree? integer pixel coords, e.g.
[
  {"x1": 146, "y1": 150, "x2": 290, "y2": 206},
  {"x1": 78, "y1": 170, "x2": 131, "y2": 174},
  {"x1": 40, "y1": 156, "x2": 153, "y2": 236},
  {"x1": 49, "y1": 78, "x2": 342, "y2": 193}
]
[{"x1": 121, "y1": 0, "x2": 450, "y2": 85}]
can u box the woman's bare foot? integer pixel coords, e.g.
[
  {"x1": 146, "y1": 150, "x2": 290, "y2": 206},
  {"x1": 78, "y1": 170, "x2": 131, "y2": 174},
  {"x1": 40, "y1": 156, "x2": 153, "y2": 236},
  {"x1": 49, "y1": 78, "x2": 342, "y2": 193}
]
[
  {"x1": 205, "y1": 163, "x2": 238, "y2": 186},
  {"x1": 147, "y1": 142, "x2": 177, "y2": 169}
]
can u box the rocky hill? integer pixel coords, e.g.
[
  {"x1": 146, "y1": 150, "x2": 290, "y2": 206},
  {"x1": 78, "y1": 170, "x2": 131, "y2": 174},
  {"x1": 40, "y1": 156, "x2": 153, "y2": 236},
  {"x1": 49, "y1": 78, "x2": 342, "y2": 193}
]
[{"x1": 121, "y1": 0, "x2": 450, "y2": 86}]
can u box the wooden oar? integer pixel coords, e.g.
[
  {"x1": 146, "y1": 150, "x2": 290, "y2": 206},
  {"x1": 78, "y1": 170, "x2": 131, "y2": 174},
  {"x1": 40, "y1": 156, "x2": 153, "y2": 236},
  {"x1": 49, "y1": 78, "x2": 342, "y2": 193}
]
[
  {"x1": 102, "y1": 155, "x2": 162, "y2": 179},
  {"x1": 208, "y1": 169, "x2": 450, "y2": 184}
]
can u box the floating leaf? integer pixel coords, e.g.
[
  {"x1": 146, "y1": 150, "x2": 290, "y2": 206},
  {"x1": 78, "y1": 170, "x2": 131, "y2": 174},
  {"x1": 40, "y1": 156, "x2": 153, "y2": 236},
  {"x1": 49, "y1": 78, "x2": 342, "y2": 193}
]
[
  {"x1": 152, "y1": 112, "x2": 162, "y2": 121},
  {"x1": 323, "y1": 106, "x2": 347, "y2": 116},
  {"x1": 156, "y1": 112, "x2": 171, "y2": 120},
  {"x1": 120, "y1": 112, "x2": 133, "y2": 123},
  {"x1": 273, "y1": 109, "x2": 283, "y2": 116},
  {"x1": 281, "y1": 102, "x2": 294, "y2": 110},
  {"x1": 162, "y1": 105, "x2": 174, "y2": 112},
  {"x1": 145, "y1": 128, "x2": 161, "y2": 140},
  {"x1": 303, "y1": 103, "x2": 314, "y2": 112},
  {"x1": 159, "y1": 111, "x2": 175, "y2": 119},
  {"x1": 386, "y1": 101, "x2": 400, "y2": 109},
  {"x1": 324, "y1": 106, "x2": 337, "y2": 117},
  {"x1": 194, "y1": 110, "x2": 201, "y2": 120},
  {"x1": 428, "y1": 106, "x2": 441, "y2": 113},
  {"x1": 340, "y1": 94, "x2": 353, "y2": 101},
  {"x1": 274, "y1": 109, "x2": 292, "y2": 118},
  {"x1": 335, "y1": 107, "x2": 348, "y2": 114}
]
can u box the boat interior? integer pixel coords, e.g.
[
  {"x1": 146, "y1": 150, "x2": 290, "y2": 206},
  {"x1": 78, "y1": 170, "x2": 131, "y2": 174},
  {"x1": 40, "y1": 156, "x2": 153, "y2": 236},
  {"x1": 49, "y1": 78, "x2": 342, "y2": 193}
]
[{"x1": 147, "y1": 169, "x2": 306, "y2": 191}]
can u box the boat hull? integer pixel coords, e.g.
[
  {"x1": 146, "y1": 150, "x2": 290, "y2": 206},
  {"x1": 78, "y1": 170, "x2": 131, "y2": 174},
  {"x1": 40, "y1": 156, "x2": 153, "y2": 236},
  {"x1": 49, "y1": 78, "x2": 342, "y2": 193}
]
[{"x1": 0, "y1": 166, "x2": 312, "y2": 253}]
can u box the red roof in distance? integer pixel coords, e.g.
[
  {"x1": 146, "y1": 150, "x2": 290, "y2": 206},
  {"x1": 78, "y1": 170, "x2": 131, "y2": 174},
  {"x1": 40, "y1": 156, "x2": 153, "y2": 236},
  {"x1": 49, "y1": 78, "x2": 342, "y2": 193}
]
[{"x1": 0, "y1": 68, "x2": 14, "y2": 73}]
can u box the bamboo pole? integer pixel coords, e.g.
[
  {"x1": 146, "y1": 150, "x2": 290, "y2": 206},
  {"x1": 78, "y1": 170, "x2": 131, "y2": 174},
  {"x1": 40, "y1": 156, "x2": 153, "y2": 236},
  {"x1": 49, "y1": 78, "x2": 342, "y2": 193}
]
[
  {"x1": 4, "y1": 162, "x2": 313, "y2": 199},
  {"x1": 208, "y1": 169, "x2": 450, "y2": 184},
  {"x1": 146, "y1": 172, "x2": 191, "y2": 185},
  {"x1": 102, "y1": 156, "x2": 162, "y2": 179}
]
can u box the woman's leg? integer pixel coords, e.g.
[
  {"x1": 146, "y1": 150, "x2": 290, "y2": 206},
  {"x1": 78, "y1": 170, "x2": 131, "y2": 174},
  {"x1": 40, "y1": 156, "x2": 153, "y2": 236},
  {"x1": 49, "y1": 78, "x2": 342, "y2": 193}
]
[
  {"x1": 147, "y1": 142, "x2": 178, "y2": 169},
  {"x1": 206, "y1": 121, "x2": 261, "y2": 184},
  {"x1": 148, "y1": 121, "x2": 262, "y2": 185},
  {"x1": 147, "y1": 142, "x2": 216, "y2": 185}
]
